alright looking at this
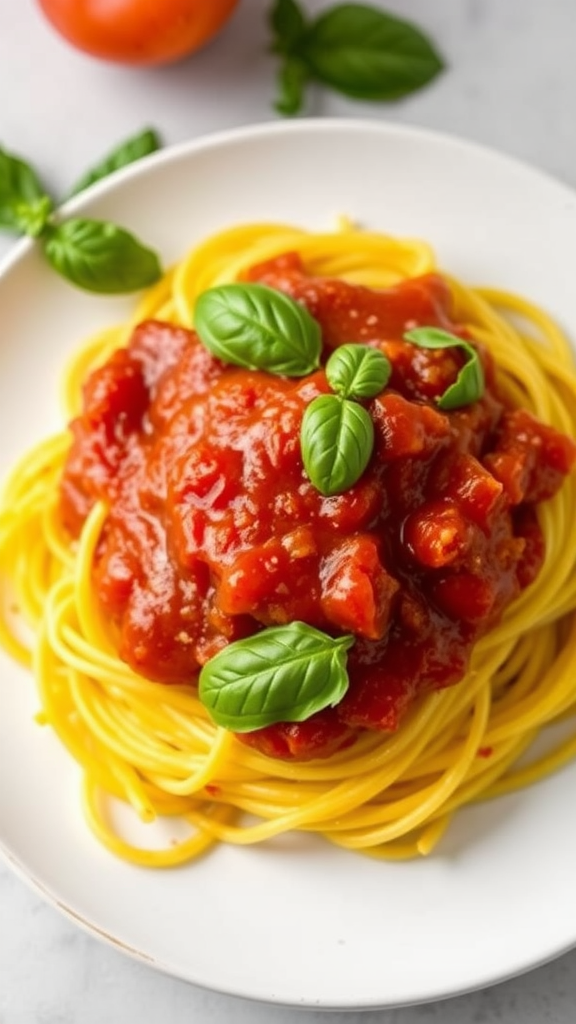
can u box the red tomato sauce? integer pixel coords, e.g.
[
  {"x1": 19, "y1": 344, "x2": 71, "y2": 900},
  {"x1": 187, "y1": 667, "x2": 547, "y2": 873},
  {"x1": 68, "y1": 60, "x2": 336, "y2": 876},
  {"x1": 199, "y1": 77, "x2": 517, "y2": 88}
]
[{"x1": 61, "y1": 254, "x2": 576, "y2": 760}]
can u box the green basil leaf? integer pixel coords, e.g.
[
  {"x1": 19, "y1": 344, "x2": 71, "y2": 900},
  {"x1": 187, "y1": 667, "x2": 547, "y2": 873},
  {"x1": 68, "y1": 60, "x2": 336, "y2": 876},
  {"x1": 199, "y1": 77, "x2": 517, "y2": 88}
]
[
  {"x1": 404, "y1": 326, "x2": 485, "y2": 410},
  {"x1": 199, "y1": 622, "x2": 353, "y2": 732},
  {"x1": 298, "y1": 3, "x2": 444, "y2": 101},
  {"x1": 0, "y1": 147, "x2": 50, "y2": 234},
  {"x1": 194, "y1": 282, "x2": 322, "y2": 376},
  {"x1": 270, "y1": 0, "x2": 307, "y2": 54},
  {"x1": 326, "y1": 343, "x2": 391, "y2": 399},
  {"x1": 301, "y1": 393, "x2": 374, "y2": 495},
  {"x1": 43, "y1": 218, "x2": 162, "y2": 294},
  {"x1": 68, "y1": 127, "x2": 161, "y2": 197},
  {"x1": 274, "y1": 57, "x2": 309, "y2": 115}
]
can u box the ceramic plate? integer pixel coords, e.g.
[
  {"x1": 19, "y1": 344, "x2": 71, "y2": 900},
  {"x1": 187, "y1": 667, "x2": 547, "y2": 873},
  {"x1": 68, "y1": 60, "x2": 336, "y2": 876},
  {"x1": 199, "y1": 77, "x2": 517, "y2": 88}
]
[{"x1": 1, "y1": 120, "x2": 576, "y2": 1009}]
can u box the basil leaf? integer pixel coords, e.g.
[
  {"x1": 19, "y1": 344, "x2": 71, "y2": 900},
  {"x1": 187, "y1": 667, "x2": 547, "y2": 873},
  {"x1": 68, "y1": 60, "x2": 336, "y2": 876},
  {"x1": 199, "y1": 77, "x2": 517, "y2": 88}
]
[
  {"x1": 68, "y1": 127, "x2": 161, "y2": 197},
  {"x1": 298, "y1": 4, "x2": 444, "y2": 101},
  {"x1": 0, "y1": 147, "x2": 50, "y2": 234},
  {"x1": 301, "y1": 393, "x2": 374, "y2": 495},
  {"x1": 194, "y1": 282, "x2": 322, "y2": 376},
  {"x1": 404, "y1": 326, "x2": 485, "y2": 410},
  {"x1": 275, "y1": 57, "x2": 309, "y2": 115},
  {"x1": 270, "y1": 0, "x2": 307, "y2": 54},
  {"x1": 43, "y1": 218, "x2": 162, "y2": 294},
  {"x1": 199, "y1": 622, "x2": 353, "y2": 732},
  {"x1": 326, "y1": 343, "x2": 391, "y2": 400}
]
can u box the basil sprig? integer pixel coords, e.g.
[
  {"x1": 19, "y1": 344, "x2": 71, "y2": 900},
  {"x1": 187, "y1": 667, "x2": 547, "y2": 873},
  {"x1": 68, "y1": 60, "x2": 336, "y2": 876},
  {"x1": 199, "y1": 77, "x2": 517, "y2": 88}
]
[
  {"x1": 0, "y1": 129, "x2": 162, "y2": 294},
  {"x1": 199, "y1": 622, "x2": 353, "y2": 732},
  {"x1": 194, "y1": 282, "x2": 322, "y2": 376},
  {"x1": 404, "y1": 327, "x2": 485, "y2": 409},
  {"x1": 301, "y1": 344, "x2": 390, "y2": 496},
  {"x1": 270, "y1": 0, "x2": 444, "y2": 115}
]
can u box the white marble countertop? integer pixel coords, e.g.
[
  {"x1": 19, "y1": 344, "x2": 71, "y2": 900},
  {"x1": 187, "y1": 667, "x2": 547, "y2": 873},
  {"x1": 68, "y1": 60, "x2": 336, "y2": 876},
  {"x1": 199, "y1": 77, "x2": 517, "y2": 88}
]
[{"x1": 2, "y1": 1, "x2": 576, "y2": 1020}]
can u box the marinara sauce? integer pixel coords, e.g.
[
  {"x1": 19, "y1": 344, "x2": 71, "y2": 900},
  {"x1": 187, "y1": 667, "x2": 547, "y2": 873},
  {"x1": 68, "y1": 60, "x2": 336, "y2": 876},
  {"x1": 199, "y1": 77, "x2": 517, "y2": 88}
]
[{"x1": 61, "y1": 255, "x2": 576, "y2": 759}]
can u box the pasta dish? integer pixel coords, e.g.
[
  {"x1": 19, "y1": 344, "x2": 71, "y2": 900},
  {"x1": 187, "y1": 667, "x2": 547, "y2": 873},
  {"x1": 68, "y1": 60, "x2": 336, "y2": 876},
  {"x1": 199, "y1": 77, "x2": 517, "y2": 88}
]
[{"x1": 1, "y1": 222, "x2": 575, "y2": 866}]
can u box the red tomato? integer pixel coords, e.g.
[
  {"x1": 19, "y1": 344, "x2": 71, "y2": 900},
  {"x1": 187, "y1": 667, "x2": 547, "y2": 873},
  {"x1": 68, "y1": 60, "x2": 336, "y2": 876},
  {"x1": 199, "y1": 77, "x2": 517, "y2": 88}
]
[{"x1": 36, "y1": 0, "x2": 240, "y2": 66}]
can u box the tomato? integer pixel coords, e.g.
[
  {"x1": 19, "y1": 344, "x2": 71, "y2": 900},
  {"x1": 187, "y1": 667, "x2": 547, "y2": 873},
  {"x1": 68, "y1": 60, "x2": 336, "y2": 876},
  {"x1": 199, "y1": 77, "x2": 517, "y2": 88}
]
[{"x1": 36, "y1": 0, "x2": 240, "y2": 66}]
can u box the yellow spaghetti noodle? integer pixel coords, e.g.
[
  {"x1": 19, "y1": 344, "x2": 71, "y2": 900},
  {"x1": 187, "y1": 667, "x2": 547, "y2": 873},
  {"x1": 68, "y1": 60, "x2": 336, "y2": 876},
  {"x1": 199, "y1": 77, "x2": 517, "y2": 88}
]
[{"x1": 1, "y1": 222, "x2": 575, "y2": 867}]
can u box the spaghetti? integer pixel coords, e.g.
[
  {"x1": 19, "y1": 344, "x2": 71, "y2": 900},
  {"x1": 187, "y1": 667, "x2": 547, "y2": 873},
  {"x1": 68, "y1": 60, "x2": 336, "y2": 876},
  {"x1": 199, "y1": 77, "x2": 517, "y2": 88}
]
[{"x1": 1, "y1": 222, "x2": 576, "y2": 866}]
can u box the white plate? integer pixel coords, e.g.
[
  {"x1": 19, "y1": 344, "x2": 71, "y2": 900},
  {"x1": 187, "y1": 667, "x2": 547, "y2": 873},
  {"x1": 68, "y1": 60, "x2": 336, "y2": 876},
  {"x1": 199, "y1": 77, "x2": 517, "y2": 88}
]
[{"x1": 1, "y1": 119, "x2": 576, "y2": 1010}]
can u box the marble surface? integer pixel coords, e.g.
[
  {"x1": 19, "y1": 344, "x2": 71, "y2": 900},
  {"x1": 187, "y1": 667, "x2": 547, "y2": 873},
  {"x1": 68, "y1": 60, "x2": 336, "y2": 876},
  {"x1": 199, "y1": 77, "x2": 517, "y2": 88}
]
[{"x1": 1, "y1": 0, "x2": 576, "y2": 1020}]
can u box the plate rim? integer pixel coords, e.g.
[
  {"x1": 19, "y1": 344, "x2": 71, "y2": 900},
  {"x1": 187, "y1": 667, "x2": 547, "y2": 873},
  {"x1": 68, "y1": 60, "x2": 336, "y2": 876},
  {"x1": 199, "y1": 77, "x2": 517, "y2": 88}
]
[{"x1": 3, "y1": 115, "x2": 576, "y2": 276}]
